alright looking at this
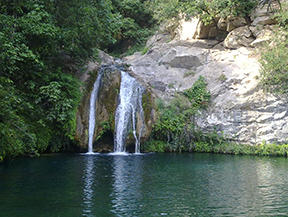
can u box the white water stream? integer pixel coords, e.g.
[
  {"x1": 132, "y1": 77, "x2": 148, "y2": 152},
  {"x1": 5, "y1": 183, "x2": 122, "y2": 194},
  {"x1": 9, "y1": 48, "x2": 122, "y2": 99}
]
[
  {"x1": 114, "y1": 71, "x2": 144, "y2": 154},
  {"x1": 87, "y1": 68, "x2": 145, "y2": 154},
  {"x1": 87, "y1": 71, "x2": 103, "y2": 154}
]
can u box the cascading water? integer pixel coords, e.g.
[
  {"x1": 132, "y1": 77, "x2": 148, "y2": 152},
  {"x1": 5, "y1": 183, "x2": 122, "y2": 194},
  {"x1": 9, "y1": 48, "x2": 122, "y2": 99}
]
[
  {"x1": 87, "y1": 71, "x2": 103, "y2": 154},
  {"x1": 114, "y1": 71, "x2": 145, "y2": 154}
]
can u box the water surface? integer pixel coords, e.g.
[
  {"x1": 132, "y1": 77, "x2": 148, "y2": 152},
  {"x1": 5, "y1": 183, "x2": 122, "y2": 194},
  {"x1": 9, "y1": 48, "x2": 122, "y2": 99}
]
[{"x1": 0, "y1": 153, "x2": 288, "y2": 216}]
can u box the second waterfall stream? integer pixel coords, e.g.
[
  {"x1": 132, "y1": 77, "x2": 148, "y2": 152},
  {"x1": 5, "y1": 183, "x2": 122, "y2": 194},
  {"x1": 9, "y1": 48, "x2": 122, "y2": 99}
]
[
  {"x1": 87, "y1": 67, "x2": 145, "y2": 154},
  {"x1": 114, "y1": 71, "x2": 145, "y2": 154}
]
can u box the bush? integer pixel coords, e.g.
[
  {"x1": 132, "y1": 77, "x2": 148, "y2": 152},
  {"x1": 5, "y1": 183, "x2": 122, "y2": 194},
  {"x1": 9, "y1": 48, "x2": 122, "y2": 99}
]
[
  {"x1": 259, "y1": 3, "x2": 288, "y2": 95},
  {"x1": 146, "y1": 76, "x2": 213, "y2": 152},
  {"x1": 142, "y1": 139, "x2": 168, "y2": 152}
]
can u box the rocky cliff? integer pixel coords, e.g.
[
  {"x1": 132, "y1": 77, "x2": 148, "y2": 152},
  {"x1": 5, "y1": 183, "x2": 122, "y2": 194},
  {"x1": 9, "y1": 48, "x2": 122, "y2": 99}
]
[
  {"x1": 124, "y1": 2, "x2": 288, "y2": 145},
  {"x1": 75, "y1": 51, "x2": 156, "y2": 152}
]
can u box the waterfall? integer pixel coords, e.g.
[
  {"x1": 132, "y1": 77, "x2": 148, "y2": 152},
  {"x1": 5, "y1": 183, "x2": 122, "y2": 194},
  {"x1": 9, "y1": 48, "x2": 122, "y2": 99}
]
[
  {"x1": 114, "y1": 71, "x2": 145, "y2": 154},
  {"x1": 87, "y1": 71, "x2": 103, "y2": 154}
]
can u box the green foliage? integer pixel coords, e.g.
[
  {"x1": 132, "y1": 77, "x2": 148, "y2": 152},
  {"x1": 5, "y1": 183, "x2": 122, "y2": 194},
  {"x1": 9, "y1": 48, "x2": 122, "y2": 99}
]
[
  {"x1": 141, "y1": 47, "x2": 150, "y2": 55},
  {"x1": 259, "y1": 3, "x2": 288, "y2": 95},
  {"x1": 96, "y1": 121, "x2": 111, "y2": 141},
  {"x1": 180, "y1": 0, "x2": 256, "y2": 25},
  {"x1": 107, "y1": 0, "x2": 156, "y2": 56},
  {"x1": 144, "y1": 136, "x2": 288, "y2": 157},
  {"x1": 218, "y1": 74, "x2": 227, "y2": 82},
  {"x1": 259, "y1": 39, "x2": 288, "y2": 95},
  {"x1": 145, "y1": 0, "x2": 257, "y2": 26},
  {"x1": 142, "y1": 139, "x2": 168, "y2": 152},
  {"x1": 259, "y1": 0, "x2": 282, "y2": 11},
  {"x1": 183, "y1": 76, "x2": 211, "y2": 109},
  {"x1": 183, "y1": 71, "x2": 195, "y2": 78},
  {"x1": 273, "y1": 3, "x2": 288, "y2": 28},
  {"x1": 254, "y1": 142, "x2": 288, "y2": 157},
  {"x1": 0, "y1": 0, "x2": 119, "y2": 161},
  {"x1": 145, "y1": 0, "x2": 181, "y2": 24},
  {"x1": 148, "y1": 76, "x2": 212, "y2": 152}
]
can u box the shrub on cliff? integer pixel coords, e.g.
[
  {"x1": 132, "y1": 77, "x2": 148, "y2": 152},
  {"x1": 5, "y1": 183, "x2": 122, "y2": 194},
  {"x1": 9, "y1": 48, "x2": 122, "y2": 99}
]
[
  {"x1": 260, "y1": 2, "x2": 288, "y2": 95},
  {"x1": 144, "y1": 76, "x2": 212, "y2": 152}
]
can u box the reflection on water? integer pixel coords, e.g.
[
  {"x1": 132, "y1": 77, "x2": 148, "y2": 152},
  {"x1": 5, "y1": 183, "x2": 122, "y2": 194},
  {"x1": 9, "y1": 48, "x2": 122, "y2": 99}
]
[
  {"x1": 1, "y1": 153, "x2": 288, "y2": 216},
  {"x1": 111, "y1": 157, "x2": 128, "y2": 213},
  {"x1": 81, "y1": 154, "x2": 145, "y2": 216},
  {"x1": 110, "y1": 155, "x2": 143, "y2": 216},
  {"x1": 79, "y1": 154, "x2": 288, "y2": 216},
  {"x1": 255, "y1": 159, "x2": 288, "y2": 216},
  {"x1": 82, "y1": 156, "x2": 96, "y2": 216}
]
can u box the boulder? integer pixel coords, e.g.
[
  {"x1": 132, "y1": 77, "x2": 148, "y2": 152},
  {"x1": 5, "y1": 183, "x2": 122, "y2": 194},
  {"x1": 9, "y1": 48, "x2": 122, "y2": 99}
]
[
  {"x1": 250, "y1": 1, "x2": 281, "y2": 20},
  {"x1": 251, "y1": 5, "x2": 270, "y2": 19},
  {"x1": 226, "y1": 16, "x2": 247, "y2": 31},
  {"x1": 174, "y1": 18, "x2": 216, "y2": 40},
  {"x1": 249, "y1": 25, "x2": 265, "y2": 37},
  {"x1": 208, "y1": 27, "x2": 228, "y2": 41},
  {"x1": 159, "y1": 46, "x2": 208, "y2": 69},
  {"x1": 146, "y1": 33, "x2": 171, "y2": 48},
  {"x1": 227, "y1": 22, "x2": 236, "y2": 32},
  {"x1": 251, "y1": 16, "x2": 277, "y2": 26},
  {"x1": 217, "y1": 18, "x2": 227, "y2": 31},
  {"x1": 250, "y1": 1, "x2": 280, "y2": 26},
  {"x1": 250, "y1": 28, "x2": 274, "y2": 47},
  {"x1": 218, "y1": 16, "x2": 248, "y2": 32},
  {"x1": 194, "y1": 21, "x2": 215, "y2": 39},
  {"x1": 98, "y1": 50, "x2": 114, "y2": 65},
  {"x1": 224, "y1": 26, "x2": 255, "y2": 49}
]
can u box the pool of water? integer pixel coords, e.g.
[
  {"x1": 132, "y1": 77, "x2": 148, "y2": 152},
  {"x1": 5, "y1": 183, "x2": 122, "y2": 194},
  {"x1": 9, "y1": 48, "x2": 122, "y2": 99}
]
[{"x1": 0, "y1": 153, "x2": 288, "y2": 216}]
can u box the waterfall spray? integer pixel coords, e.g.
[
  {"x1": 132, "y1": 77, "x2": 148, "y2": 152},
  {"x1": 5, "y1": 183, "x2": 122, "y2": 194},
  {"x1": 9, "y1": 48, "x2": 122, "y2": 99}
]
[
  {"x1": 87, "y1": 71, "x2": 103, "y2": 154},
  {"x1": 114, "y1": 71, "x2": 145, "y2": 153}
]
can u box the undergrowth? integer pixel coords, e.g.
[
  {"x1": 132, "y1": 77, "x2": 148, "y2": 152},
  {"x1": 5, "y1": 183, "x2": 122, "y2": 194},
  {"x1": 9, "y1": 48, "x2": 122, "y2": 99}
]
[
  {"x1": 142, "y1": 140, "x2": 288, "y2": 157},
  {"x1": 142, "y1": 75, "x2": 288, "y2": 157}
]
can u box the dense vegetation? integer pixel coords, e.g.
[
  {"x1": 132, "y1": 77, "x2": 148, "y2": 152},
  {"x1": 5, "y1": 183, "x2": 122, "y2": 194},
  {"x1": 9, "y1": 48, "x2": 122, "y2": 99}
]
[
  {"x1": 260, "y1": 2, "x2": 288, "y2": 95},
  {"x1": 0, "y1": 0, "x2": 121, "y2": 161},
  {"x1": 0, "y1": 0, "x2": 159, "y2": 161},
  {"x1": 0, "y1": 0, "x2": 286, "y2": 161},
  {"x1": 144, "y1": 76, "x2": 212, "y2": 152}
]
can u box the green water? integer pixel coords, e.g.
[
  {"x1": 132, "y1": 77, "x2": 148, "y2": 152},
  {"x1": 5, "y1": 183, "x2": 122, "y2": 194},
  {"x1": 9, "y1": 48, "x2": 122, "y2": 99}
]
[{"x1": 0, "y1": 153, "x2": 288, "y2": 216}]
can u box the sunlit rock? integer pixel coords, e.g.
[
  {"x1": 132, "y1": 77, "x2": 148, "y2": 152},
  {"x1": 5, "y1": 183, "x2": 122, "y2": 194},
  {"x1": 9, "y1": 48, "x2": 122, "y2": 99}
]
[
  {"x1": 125, "y1": 33, "x2": 288, "y2": 145},
  {"x1": 224, "y1": 26, "x2": 255, "y2": 49}
]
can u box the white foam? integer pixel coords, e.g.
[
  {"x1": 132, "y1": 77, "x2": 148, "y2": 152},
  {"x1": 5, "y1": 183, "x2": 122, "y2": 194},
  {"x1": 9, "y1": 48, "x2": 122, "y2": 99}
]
[
  {"x1": 80, "y1": 152, "x2": 100, "y2": 156},
  {"x1": 108, "y1": 152, "x2": 131, "y2": 156}
]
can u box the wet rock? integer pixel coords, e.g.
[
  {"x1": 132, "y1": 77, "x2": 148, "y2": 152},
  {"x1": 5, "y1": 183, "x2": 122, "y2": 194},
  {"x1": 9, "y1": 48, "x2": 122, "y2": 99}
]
[{"x1": 76, "y1": 55, "x2": 156, "y2": 151}]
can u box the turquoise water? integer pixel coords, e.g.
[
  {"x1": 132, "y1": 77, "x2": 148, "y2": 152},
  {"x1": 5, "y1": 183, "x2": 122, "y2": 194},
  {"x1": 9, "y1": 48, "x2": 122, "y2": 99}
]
[{"x1": 0, "y1": 153, "x2": 288, "y2": 216}]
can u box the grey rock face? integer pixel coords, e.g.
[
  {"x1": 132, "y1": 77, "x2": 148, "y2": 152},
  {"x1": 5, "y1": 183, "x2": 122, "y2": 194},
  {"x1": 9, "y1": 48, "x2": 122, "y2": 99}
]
[
  {"x1": 159, "y1": 47, "x2": 207, "y2": 68},
  {"x1": 125, "y1": 38, "x2": 288, "y2": 145}
]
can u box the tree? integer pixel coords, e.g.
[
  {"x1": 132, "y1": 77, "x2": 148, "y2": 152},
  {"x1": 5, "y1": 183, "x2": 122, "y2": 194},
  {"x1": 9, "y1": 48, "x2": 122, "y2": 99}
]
[
  {"x1": 179, "y1": 0, "x2": 257, "y2": 25},
  {"x1": 0, "y1": 0, "x2": 119, "y2": 161}
]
